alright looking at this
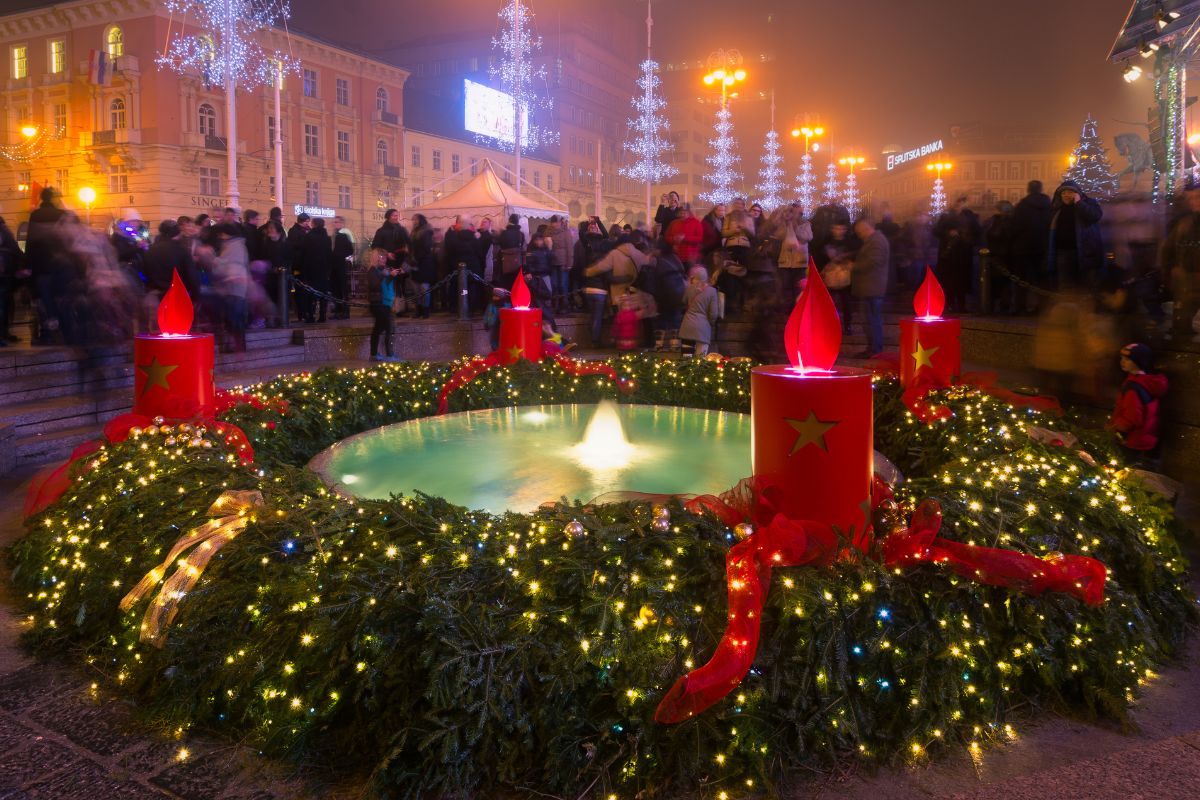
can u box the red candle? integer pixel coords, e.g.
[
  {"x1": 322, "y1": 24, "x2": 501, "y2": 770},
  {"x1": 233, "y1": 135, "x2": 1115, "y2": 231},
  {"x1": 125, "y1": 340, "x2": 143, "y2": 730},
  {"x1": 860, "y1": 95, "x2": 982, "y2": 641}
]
[
  {"x1": 899, "y1": 267, "x2": 961, "y2": 388},
  {"x1": 133, "y1": 269, "x2": 215, "y2": 419},
  {"x1": 497, "y1": 270, "x2": 543, "y2": 364},
  {"x1": 752, "y1": 267, "x2": 873, "y2": 551}
]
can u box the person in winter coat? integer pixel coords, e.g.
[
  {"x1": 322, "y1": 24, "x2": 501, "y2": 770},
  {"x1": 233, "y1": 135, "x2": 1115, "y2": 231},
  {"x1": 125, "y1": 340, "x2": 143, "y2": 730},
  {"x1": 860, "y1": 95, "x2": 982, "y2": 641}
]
[
  {"x1": 771, "y1": 204, "x2": 814, "y2": 302},
  {"x1": 701, "y1": 204, "x2": 727, "y2": 263},
  {"x1": 679, "y1": 265, "x2": 720, "y2": 356},
  {"x1": 494, "y1": 214, "x2": 526, "y2": 291},
  {"x1": 1159, "y1": 187, "x2": 1200, "y2": 338},
  {"x1": 371, "y1": 209, "x2": 410, "y2": 269},
  {"x1": 1048, "y1": 180, "x2": 1104, "y2": 291},
  {"x1": 365, "y1": 247, "x2": 399, "y2": 360},
  {"x1": 665, "y1": 203, "x2": 705, "y2": 267},
  {"x1": 212, "y1": 223, "x2": 250, "y2": 352},
  {"x1": 984, "y1": 201, "x2": 1016, "y2": 313},
  {"x1": 1107, "y1": 342, "x2": 1168, "y2": 462},
  {"x1": 654, "y1": 191, "x2": 681, "y2": 236},
  {"x1": 407, "y1": 214, "x2": 437, "y2": 318},
  {"x1": 548, "y1": 215, "x2": 574, "y2": 311},
  {"x1": 297, "y1": 218, "x2": 334, "y2": 323},
  {"x1": 718, "y1": 199, "x2": 754, "y2": 314},
  {"x1": 851, "y1": 218, "x2": 890, "y2": 357},
  {"x1": 585, "y1": 236, "x2": 648, "y2": 309},
  {"x1": 524, "y1": 230, "x2": 555, "y2": 311},
  {"x1": 142, "y1": 219, "x2": 198, "y2": 331},
  {"x1": 644, "y1": 241, "x2": 688, "y2": 350},
  {"x1": 0, "y1": 216, "x2": 24, "y2": 345},
  {"x1": 259, "y1": 220, "x2": 290, "y2": 327},
  {"x1": 330, "y1": 216, "x2": 355, "y2": 319},
  {"x1": 1010, "y1": 180, "x2": 1053, "y2": 313}
]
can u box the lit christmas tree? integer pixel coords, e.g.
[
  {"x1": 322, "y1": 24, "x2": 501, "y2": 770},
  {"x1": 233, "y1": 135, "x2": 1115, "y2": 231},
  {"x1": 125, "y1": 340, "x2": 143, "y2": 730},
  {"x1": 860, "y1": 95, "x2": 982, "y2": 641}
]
[
  {"x1": 1063, "y1": 115, "x2": 1119, "y2": 200},
  {"x1": 795, "y1": 152, "x2": 816, "y2": 218},
  {"x1": 158, "y1": 0, "x2": 298, "y2": 207},
  {"x1": 754, "y1": 128, "x2": 786, "y2": 211},
  {"x1": 820, "y1": 160, "x2": 840, "y2": 206},
  {"x1": 842, "y1": 171, "x2": 861, "y2": 219},
  {"x1": 700, "y1": 105, "x2": 743, "y2": 206},
  {"x1": 489, "y1": 0, "x2": 557, "y2": 185},
  {"x1": 930, "y1": 173, "x2": 948, "y2": 216},
  {"x1": 620, "y1": 58, "x2": 676, "y2": 207}
]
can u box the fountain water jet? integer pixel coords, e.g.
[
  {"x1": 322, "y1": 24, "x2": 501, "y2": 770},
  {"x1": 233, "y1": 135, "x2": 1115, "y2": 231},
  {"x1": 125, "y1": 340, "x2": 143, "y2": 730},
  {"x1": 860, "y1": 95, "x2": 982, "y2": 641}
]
[{"x1": 570, "y1": 400, "x2": 642, "y2": 472}]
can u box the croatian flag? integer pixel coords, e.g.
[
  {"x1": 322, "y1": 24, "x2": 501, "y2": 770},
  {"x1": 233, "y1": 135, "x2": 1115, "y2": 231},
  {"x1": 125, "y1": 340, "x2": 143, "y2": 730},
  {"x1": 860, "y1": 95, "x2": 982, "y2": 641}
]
[{"x1": 88, "y1": 50, "x2": 112, "y2": 86}]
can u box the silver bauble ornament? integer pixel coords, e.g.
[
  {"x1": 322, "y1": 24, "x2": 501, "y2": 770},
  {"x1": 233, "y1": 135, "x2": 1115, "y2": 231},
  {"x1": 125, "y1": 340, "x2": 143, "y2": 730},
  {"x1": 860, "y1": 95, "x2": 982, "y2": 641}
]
[
  {"x1": 564, "y1": 520, "x2": 586, "y2": 538},
  {"x1": 734, "y1": 523, "x2": 754, "y2": 540},
  {"x1": 651, "y1": 517, "x2": 671, "y2": 533}
]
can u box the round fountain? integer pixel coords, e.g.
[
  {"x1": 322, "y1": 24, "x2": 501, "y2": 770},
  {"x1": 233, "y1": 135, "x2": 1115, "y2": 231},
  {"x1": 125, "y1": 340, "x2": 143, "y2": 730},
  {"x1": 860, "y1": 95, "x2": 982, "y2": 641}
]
[{"x1": 309, "y1": 401, "x2": 751, "y2": 513}]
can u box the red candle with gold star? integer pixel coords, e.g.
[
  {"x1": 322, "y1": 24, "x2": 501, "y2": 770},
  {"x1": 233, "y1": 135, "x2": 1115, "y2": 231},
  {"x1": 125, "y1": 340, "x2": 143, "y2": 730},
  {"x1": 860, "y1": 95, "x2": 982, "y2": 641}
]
[
  {"x1": 497, "y1": 270, "x2": 542, "y2": 365},
  {"x1": 751, "y1": 268, "x2": 874, "y2": 551},
  {"x1": 133, "y1": 269, "x2": 215, "y2": 418},
  {"x1": 899, "y1": 267, "x2": 961, "y2": 388}
]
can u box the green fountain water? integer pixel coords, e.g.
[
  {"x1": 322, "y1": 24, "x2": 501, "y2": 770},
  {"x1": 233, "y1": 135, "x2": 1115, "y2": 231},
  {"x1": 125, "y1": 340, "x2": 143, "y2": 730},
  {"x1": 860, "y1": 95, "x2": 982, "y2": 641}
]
[{"x1": 309, "y1": 402, "x2": 752, "y2": 513}]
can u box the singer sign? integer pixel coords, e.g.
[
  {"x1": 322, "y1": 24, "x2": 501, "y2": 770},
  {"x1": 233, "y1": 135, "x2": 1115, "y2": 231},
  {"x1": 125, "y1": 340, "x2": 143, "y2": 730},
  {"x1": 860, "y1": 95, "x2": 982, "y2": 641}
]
[{"x1": 886, "y1": 139, "x2": 945, "y2": 171}]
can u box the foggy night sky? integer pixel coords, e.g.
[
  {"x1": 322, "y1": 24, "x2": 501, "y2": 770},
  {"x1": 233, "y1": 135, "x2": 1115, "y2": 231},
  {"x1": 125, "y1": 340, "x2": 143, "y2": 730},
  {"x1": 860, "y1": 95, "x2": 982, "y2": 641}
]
[{"x1": 291, "y1": 0, "x2": 1147, "y2": 157}]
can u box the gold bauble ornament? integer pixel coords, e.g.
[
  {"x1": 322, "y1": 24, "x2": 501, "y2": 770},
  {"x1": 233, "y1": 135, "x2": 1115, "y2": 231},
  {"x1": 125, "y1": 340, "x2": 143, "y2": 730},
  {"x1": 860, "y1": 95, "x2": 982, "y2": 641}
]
[
  {"x1": 651, "y1": 504, "x2": 669, "y2": 520},
  {"x1": 165, "y1": 437, "x2": 177, "y2": 446},
  {"x1": 734, "y1": 523, "x2": 754, "y2": 540},
  {"x1": 152, "y1": 416, "x2": 165, "y2": 426},
  {"x1": 129, "y1": 426, "x2": 143, "y2": 437}
]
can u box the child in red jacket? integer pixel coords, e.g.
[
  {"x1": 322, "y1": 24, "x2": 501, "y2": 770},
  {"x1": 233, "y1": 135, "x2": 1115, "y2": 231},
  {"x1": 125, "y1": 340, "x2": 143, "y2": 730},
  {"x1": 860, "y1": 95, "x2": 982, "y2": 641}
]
[{"x1": 1108, "y1": 343, "x2": 1168, "y2": 463}]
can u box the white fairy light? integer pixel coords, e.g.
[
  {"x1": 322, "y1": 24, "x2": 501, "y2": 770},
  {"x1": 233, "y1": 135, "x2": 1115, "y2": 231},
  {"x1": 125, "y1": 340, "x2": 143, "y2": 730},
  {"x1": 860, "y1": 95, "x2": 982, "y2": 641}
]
[
  {"x1": 700, "y1": 105, "x2": 742, "y2": 206},
  {"x1": 842, "y1": 171, "x2": 861, "y2": 219},
  {"x1": 620, "y1": 59, "x2": 677, "y2": 185},
  {"x1": 795, "y1": 151, "x2": 816, "y2": 218},
  {"x1": 754, "y1": 127, "x2": 785, "y2": 211},
  {"x1": 821, "y1": 161, "x2": 840, "y2": 206},
  {"x1": 158, "y1": 0, "x2": 296, "y2": 91},
  {"x1": 488, "y1": 0, "x2": 557, "y2": 154}
]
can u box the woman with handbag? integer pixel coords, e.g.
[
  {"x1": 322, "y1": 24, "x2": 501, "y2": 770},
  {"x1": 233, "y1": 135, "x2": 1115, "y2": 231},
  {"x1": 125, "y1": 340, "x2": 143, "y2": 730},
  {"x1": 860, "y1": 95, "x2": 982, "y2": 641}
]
[
  {"x1": 820, "y1": 223, "x2": 857, "y2": 333},
  {"x1": 773, "y1": 204, "x2": 814, "y2": 303},
  {"x1": 718, "y1": 198, "x2": 754, "y2": 316}
]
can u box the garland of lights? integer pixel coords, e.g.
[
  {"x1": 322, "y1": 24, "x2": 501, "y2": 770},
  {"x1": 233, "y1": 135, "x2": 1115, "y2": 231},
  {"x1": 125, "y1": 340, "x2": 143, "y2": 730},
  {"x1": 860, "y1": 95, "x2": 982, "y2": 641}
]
[
  {"x1": 795, "y1": 151, "x2": 816, "y2": 218},
  {"x1": 487, "y1": 0, "x2": 557, "y2": 152},
  {"x1": 158, "y1": 0, "x2": 297, "y2": 90},
  {"x1": 12, "y1": 356, "x2": 1194, "y2": 800},
  {"x1": 0, "y1": 126, "x2": 56, "y2": 165},
  {"x1": 620, "y1": 59, "x2": 677, "y2": 186},
  {"x1": 821, "y1": 160, "x2": 841, "y2": 206},
  {"x1": 754, "y1": 127, "x2": 786, "y2": 212},
  {"x1": 700, "y1": 105, "x2": 743, "y2": 206}
]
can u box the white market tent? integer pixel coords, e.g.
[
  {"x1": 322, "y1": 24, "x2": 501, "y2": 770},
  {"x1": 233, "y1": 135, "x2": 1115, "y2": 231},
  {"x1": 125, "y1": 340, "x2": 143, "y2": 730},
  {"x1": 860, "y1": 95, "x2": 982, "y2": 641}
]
[{"x1": 401, "y1": 159, "x2": 567, "y2": 234}]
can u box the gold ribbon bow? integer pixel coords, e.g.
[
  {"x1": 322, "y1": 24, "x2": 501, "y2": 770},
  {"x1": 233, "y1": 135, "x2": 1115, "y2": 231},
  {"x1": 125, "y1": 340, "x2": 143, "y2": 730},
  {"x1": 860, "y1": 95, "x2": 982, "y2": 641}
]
[{"x1": 120, "y1": 490, "x2": 263, "y2": 647}]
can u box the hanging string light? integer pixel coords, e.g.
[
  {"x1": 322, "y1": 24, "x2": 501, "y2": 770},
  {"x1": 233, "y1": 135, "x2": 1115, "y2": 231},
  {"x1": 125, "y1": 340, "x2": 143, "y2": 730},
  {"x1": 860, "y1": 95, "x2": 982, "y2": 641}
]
[
  {"x1": 0, "y1": 125, "x2": 52, "y2": 164},
  {"x1": 158, "y1": 0, "x2": 297, "y2": 91}
]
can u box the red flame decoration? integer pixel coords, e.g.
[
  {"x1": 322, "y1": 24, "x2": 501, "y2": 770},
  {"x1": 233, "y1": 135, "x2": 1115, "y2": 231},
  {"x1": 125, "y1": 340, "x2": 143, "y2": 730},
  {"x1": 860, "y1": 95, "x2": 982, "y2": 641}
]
[
  {"x1": 511, "y1": 269, "x2": 532, "y2": 309},
  {"x1": 914, "y1": 266, "x2": 945, "y2": 319},
  {"x1": 157, "y1": 268, "x2": 194, "y2": 335},
  {"x1": 784, "y1": 262, "x2": 841, "y2": 373}
]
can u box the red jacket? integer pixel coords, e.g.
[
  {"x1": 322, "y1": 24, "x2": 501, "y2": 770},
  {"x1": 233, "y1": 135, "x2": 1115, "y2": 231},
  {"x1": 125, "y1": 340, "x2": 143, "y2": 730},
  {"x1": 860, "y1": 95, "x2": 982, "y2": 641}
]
[
  {"x1": 666, "y1": 216, "x2": 704, "y2": 264},
  {"x1": 1108, "y1": 372, "x2": 1168, "y2": 451}
]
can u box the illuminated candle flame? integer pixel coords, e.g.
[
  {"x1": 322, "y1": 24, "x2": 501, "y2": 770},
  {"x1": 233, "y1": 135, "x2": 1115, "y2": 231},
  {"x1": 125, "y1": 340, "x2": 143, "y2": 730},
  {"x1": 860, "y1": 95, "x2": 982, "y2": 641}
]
[
  {"x1": 511, "y1": 269, "x2": 532, "y2": 309},
  {"x1": 157, "y1": 268, "x2": 194, "y2": 336},
  {"x1": 784, "y1": 263, "x2": 841, "y2": 373},
  {"x1": 914, "y1": 266, "x2": 945, "y2": 319}
]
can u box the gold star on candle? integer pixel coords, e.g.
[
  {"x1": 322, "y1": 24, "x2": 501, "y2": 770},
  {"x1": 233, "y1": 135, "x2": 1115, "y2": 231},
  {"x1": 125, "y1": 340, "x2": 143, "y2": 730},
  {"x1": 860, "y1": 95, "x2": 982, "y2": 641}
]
[
  {"x1": 911, "y1": 340, "x2": 940, "y2": 372},
  {"x1": 506, "y1": 345, "x2": 524, "y2": 361},
  {"x1": 786, "y1": 411, "x2": 838, "y2": 454},
  {"x1": 137, "y1": 357, "x2": 178, "y2": 397}
]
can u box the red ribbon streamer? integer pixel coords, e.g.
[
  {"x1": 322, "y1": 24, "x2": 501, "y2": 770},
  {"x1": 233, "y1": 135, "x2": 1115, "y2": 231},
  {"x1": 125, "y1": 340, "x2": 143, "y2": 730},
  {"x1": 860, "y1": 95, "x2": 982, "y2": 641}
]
[{"x1": 655, "y1": 477, "x2": 1107, "y2": 724}]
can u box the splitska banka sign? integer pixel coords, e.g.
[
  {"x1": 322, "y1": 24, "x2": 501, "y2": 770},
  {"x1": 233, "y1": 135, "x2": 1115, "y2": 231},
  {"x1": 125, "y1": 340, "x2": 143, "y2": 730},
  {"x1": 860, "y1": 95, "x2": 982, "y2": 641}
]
[{"x1": 886, "y1": 139, "x2": 945, "y2": 171}]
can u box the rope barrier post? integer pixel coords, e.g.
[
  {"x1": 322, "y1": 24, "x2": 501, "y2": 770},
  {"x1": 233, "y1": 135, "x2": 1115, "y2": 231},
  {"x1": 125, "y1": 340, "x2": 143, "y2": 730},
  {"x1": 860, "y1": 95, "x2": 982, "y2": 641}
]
[
  {"x1": 457, "y1": 262, "x2": 470, "y2": 321},
  {"x1": 978, "y1": 248, "x2": 991, "y2": 316},
  {"x1": 276, "y1": 267, "x2": 291, "y2": 328}
]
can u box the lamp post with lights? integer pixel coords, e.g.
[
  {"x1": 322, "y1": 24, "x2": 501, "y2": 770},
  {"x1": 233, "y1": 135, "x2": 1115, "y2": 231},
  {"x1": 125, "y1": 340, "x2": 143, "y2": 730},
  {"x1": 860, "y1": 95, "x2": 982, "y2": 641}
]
[
  {"x1": 926, "y1": 161, "x2": 952, "y2": 216},
  {"x1": 699, "y1": 49, "x2": 746, "y2": 205},
  {"x1": 790, "y1": 124, "x2": 824, "y2": 216}
]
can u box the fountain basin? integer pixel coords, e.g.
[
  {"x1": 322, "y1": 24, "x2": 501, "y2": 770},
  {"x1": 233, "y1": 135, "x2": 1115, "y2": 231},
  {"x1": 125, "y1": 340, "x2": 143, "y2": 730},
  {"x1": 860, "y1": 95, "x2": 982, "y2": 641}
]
[{"x1": 309, "y1": 403, "x2": 751, "y2": 513}]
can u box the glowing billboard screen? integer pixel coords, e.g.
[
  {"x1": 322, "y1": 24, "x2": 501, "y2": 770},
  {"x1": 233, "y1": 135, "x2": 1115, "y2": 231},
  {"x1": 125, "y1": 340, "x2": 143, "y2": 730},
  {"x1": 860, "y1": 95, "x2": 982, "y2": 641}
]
[{"x1": 464, "y1": 79, "x2": 529, "y2": 146}]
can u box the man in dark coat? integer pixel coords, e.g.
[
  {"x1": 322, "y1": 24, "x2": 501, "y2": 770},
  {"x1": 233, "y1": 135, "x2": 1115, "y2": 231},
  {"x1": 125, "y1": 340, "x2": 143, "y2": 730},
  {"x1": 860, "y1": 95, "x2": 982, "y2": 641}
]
[
  {"x1": 143, "y1": 220, "x2": 199, "y2": 320},
  {"x1": 1010, "y1": 180, "x2": 1053, "y2": 313},
  {"x1": 330, "y1": 215, "x2": 355, "y2": 319},
  {"x1": 371, "y1": 209, "x2": 410, "y2": 269},
  {"x1": 286, "y1": 213, "x2": 311, "y2": 322},
  {"x1": 297, "y1": 218, "x2": 333, "y2": 323},
  {"x1": 1047, "y1": 180, "x2": 1103, "y2": 291},
  {"x1": 494, "y1": 213, "x2": 526, "y2": 291},
  {"x1": 851, "y1": 218, "x2": 890, "y2": 357},
  {"x1": 26, "y1": 188, "x2": 69, "y2": 344},
  {"x1": 0, "y1": 216, "x2": 23, "y2": 345}
]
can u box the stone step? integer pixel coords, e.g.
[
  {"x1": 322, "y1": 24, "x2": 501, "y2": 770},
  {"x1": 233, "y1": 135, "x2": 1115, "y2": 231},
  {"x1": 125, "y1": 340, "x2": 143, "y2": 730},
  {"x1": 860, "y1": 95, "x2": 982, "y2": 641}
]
[{"x1": 15, "y1": 423, "x2": 103, "y2": 467}]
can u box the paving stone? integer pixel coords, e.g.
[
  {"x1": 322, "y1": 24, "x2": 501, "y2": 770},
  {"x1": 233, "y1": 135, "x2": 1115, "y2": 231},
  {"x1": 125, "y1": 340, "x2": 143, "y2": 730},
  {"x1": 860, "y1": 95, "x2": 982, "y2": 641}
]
[
  {"x1": 0, "y1": 741, "x2": 79, "y2": 791},
  {"x1": 27, "y1": 697, "x2": 143, "y2": 757},
  {"x1": 25, "y1": 761, "x2": 167, "y2": 800},
  {"x1": 115, "y1": 739, "x2": 203, "y2": 778},
  {"x1": 0, "y1": 666, "x2": 80, "y2": 714},
  {"x1": 149, "y1": 749, "x2": 240, "y2": 800},
  {"x1": 0, "y1": 719, "x2": 37, "y2": 758}
]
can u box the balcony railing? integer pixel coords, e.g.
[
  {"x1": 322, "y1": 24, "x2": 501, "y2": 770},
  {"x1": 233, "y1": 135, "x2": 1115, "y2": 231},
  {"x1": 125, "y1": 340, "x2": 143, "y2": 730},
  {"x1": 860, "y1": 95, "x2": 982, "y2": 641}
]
[
  {"x1": 205, "y1": 134, "x2": 226, "y2": 151},
  {"x1": 93, "y1": 129, "x2": 116, "y2": 145},
  {"x1": 373, "y1": 109, "x2": 399, "y2": 126},
  {"x1": 381, "y1": 164, "x2": 400, "y2": 178}
]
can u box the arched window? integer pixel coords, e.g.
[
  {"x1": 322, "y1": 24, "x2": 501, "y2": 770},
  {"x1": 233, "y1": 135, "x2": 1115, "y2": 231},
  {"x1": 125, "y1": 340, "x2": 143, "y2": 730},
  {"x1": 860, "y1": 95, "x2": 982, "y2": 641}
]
[
  {"x1": 105, "y1": 25, "x2": 124, "y2": 58},
  {"x1": 376, "y1": 139, "x2": 389, "y2": 166},
  {"x1": 198, "y1": 103, "x2": 216, "y2": 136},
  {"x1": 110, "y1": 97, "x2": 126, "y2": 130},
  {"x1": 375, "y1": 87, "x2": 388, "y2": 112}
]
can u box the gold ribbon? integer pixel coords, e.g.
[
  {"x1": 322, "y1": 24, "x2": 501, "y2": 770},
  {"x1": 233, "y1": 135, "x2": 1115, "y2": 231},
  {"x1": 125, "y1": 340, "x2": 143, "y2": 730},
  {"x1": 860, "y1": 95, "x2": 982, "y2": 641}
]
[{"x1": 120, "y1": 490, "x2": 263, "y2": 647}]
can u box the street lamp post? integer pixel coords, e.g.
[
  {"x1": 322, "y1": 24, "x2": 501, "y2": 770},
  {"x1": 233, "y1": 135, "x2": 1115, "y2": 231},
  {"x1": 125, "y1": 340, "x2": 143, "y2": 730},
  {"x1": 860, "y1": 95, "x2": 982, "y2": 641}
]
[
  {"x1": 701, "y1": 50, "x2": 747, "y2": 205},
  {"x1": 78, "y1": 186, "x2": 97, "y2": 225}
]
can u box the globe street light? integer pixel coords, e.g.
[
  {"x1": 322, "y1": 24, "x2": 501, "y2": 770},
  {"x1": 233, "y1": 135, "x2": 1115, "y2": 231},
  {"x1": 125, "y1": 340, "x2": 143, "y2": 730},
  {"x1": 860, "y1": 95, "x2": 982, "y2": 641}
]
[
  {"x1": 702, "y1": 49, "x2": 747, "y2": 107},
  {"x1": 20, "y1": 125, "x2": 38, "y2": 138},
  {"x1": 78, "y1": 186, "x2": 97, "y2": 225}
]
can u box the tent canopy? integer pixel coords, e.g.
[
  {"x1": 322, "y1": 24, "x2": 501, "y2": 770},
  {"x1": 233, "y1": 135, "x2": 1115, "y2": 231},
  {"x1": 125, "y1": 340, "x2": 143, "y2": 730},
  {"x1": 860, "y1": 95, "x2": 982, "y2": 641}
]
[{"x1": 402, "y1": 160, "x2": 567, "y2": 232}]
